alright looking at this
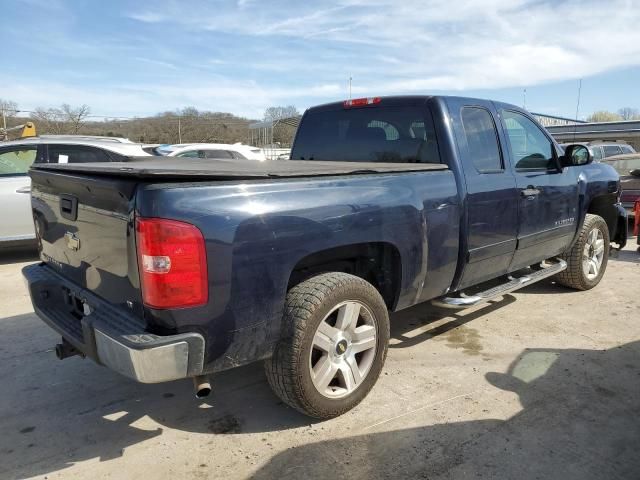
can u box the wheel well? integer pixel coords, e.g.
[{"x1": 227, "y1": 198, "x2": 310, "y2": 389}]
[
  {"x1": 288, "y1": 243, "x2": 402, "y2": 309},
  {"x1": 587, "y1": 195, "x2": 617, "y2": 237}
]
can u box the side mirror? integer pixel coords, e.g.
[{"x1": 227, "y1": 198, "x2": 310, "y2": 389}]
[
  {"x1": 560, "y1": 144, "x2": 592, "y2": 167},
  {"x1": 630, "y1": 169, "x2": 640, "y2": 177}
]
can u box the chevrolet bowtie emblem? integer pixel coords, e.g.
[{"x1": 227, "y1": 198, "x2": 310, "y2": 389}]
[{"x1": 64, "y1": 232, "x2": 80, "y2": 251}]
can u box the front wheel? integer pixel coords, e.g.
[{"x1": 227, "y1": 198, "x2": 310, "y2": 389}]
[
  {"x1": 265, "y1": 272, "x2": 390, "y2": 419},
  {"x1": 556, "y1": 213, "x2": 610, "y2": 290}
]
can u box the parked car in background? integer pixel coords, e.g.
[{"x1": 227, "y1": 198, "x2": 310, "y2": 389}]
[
  {"x1": 561, "y1": 141, "x2": 637, "y2": 162},
  {"x1": 601, "y1": 153, "x2": 640, "y2": 218},
  {"x1": 157, "y1": 143, "x2": 267, "y2": 161},
  {"x1": 0, "y1": 135, "x2": 151, "y2": 248}
]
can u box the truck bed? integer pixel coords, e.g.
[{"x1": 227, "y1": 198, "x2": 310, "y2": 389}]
[{"x1": 31, "y1": 157, "x2": 447, "y2": 180}]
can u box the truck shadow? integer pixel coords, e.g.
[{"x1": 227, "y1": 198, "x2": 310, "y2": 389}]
[
  {"x1": 388, "y1": 295, "x2": 517, "y2": 350},
  {"x1": 610, "y1": 247, "x2": 640, "y2": 264},
  {"x1": 0, "y1": 249, "x2": 39, "y2": 266},
  {"x1": 252, "y1": 340, "x2": 640, "y2": 479},
  {"x1": 2, "y1": 307, "x2": 639, "y2": 478}
]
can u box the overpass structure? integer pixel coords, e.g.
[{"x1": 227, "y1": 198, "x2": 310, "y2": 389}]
[{"x1": 546, "y1": 120, "x2": 640, "y2": 150}]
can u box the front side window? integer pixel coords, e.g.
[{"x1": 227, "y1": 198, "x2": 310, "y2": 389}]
[
  {"x1": 203, "y1": 150, "x2": 234, "y2": 159},
  {"x1": 291, "y1": 105, "x2": 441, "y2": 163},
  {"x1": 461, "y1": 107, "x2": 503, "y2": 172},
  {"x1": 0, "y1": 147, "x2": 37, "y2": 176},
  {"x1": 502, "y1": 111, "x2": 554, "y2": 170},
  {"x1": 48, "y1": 145, "x2": 111, "y2": 163},
  {"x1": 603, "y1": 145, "x2": 622, "y2": 157},
  {"x1": 175, "y1": 150, "x2": 200, "y2": 158}
]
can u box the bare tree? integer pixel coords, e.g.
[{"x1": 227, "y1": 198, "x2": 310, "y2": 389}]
[
  {"x1": 31, "y1": 104, "x2": 91, "y2": 134},
  {"x1": 32, "y1": 107, "x2": 67, "y2": 134},
  {"x1": 0, "y1": 98, "x2": 19, "y2": 131},
  {"x1": 62, "y1": 104, "x2": 91, "y2": 134},
  {"x1": 264, "y1": 105, "x2": 299, "y2": 122},
  {"x1": 617, "y1": 107, "x2": 640, "y2": 121},
  {"x1": 0, "y1": 99, "x2": 18, "y2": 117}
]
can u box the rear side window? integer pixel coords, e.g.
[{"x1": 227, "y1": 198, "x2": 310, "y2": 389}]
[
  {"x1": 48, "y1": 145, "x2": 111, "y2": 163},
  {"x1": 592, "y1": 146, "x2": 603, "y2": 161},
  {"x1": 621, "y1": 145, "x2": 635, "y2": 154},
  {"x1": 291, "y1": 105, "x2": 441, "y2": 163},
  {"x1": 603, "y1": 145, "x2": 622, "y2": 157},
  {"x1": 502, "y1": 111, "x2": 554, "y2": 170},
  {"x1": 0, "y1": 147, "x2": 37, "y2": 176},
  {"x1": 461, "y1": 107, "x2": 502, "y2": 172}
]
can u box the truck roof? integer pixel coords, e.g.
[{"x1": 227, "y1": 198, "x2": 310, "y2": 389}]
[
  {"x1": 305, "y1": 95, "x2": 520, "y2": 112},
  {"x1": 30, "y1": 157, "x2": 447, "y2": 180}
]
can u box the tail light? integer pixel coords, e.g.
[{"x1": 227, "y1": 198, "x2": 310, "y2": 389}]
[
  {"x1": 135, "y1": 217, "x2": 208, "y2": 309},
  {"x1": 343, "y1": 97, "x2": 381, "y2": 108}
]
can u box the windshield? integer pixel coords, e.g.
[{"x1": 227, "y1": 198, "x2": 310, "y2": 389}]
[{"x1": 291, "y1": 105, "x2": 441, "y2": 163}]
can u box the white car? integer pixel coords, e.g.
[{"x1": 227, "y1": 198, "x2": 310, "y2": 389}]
[
  {"x1": 0, "y1": 135, "x2": 151, "y2": 248},
  {"x1": 157, "y1": 143, "x2": 267, "y2": 161}
]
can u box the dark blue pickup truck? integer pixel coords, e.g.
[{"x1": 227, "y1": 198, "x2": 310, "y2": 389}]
[{"x1": 23, "y1": 95, "x2": 627, "y2": 418}]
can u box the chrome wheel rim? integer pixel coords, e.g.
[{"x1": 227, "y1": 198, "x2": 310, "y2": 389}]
[
  {"x1": 582, "y1": 228, "x2": 605, "y2": 281},
  {"x1": 309, "y1": 300, "x2": 378, "y2": 399}
]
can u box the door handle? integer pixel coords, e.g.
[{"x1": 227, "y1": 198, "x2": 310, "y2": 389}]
[
  {"x1": 521, "y1": 187, "x2": 541, "y2": 197},
  {"x1": 15, "y1": 186, "x2": 31, "y2": 194}
]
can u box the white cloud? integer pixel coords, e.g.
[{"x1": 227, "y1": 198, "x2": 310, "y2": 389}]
[
  {"x1": 0, "y1": 74, "x2": 343, "y2": 119},
  {"x1": 126, "y1": 0, "x2": 640, "y2": 92},
  {"x1": 126, "y1": 11, "x2": 166, "y2": 23},
  {"x1": 7, "y1": 0, "x2": 640, "y2": 118}
]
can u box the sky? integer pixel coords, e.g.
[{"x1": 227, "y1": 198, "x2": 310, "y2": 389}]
[{"x1": 1, "y1": 0, "x2": 640, "y2": 120}]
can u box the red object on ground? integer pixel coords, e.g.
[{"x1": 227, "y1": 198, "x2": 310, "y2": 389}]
[{"x1": 634, "y1": 199, "x2": 640, "y2": 237}]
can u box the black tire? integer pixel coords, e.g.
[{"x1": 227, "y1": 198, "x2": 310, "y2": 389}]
[
  {"x1": 265, "y1": 272, "x2": 390, "y2": 419},
  {"x1": 556, "y1": 214, "x2": 610, "y2": 290}
]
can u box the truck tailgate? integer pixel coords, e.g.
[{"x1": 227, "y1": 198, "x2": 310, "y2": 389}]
[{"x1": 29, "y1": 168, "x2": 142, "y2": 313}]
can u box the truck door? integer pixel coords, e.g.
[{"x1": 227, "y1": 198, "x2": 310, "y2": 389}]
[
  {"x1": 448, "y1": 98, "x2": 519, "y2": 289},
  {"x1": 498, "y1": 108, "x2": 579, "y2": 271}
]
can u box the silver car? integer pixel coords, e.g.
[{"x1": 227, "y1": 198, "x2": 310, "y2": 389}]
[{"x1": 0, "y1": 136, "x2": 150, "y2": 248}]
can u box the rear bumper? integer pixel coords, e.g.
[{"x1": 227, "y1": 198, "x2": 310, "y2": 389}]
[{"x1": 22, "y1": 263, "x2": 205, "y2": 383}]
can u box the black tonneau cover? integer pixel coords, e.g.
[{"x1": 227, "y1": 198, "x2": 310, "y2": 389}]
[{"x1": 31, "y1": 157, "x2": 447, "y2": 180}]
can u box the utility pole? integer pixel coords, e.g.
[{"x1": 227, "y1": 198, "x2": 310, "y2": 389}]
[
  {"x1": 349, "y1": 76, "x2": 352, "y2": 100},
  {"x1": 574, "y1": 79, "x2": 582, "y2": 121},
  {"x1": 178, "y1": 115, "x2": 182, "y2": 143},
  {"x1": 1, "y1": 106, "x2": 6, "y2": 141},
  {"x1": 523, "y1": 88, "x2": 527, "y2": 109},
  {"x1": 573, "y1": 79, "x2": 582, "y2": 142}
]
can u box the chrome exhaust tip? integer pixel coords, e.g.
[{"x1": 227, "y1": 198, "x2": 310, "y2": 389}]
[{"x1": 193, "y1": 375, "x2": 212, "y2": 398}]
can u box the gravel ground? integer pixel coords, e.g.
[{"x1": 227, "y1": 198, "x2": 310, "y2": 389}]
[{"x1": 0, "y1": 242, "x2": 638, "y2": 480}]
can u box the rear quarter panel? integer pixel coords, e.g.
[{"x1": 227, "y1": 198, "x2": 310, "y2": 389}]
[
  {"x1": 574, "y1": 161, "x2": 622, "y2": 241},
  {"x1": 136, "y1": 171, "x2": 460, "y2": 372}
]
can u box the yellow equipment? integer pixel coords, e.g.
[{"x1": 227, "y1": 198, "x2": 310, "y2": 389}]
[{"x1": 0, "y1": 122, "x2": 37, "y2": 141}]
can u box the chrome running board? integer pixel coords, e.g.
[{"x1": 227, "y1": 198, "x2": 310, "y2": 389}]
[{"x1": 432, "y1": 258, "x2": 567, "y2": 310}]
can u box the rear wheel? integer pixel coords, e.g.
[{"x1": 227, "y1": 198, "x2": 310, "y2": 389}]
[
  {"x1": 556, "y1": 214, "x2": 609, "y2": 290},
  {"x1": 265, "y1": 272, "x2": 389, "y2": 419}
]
